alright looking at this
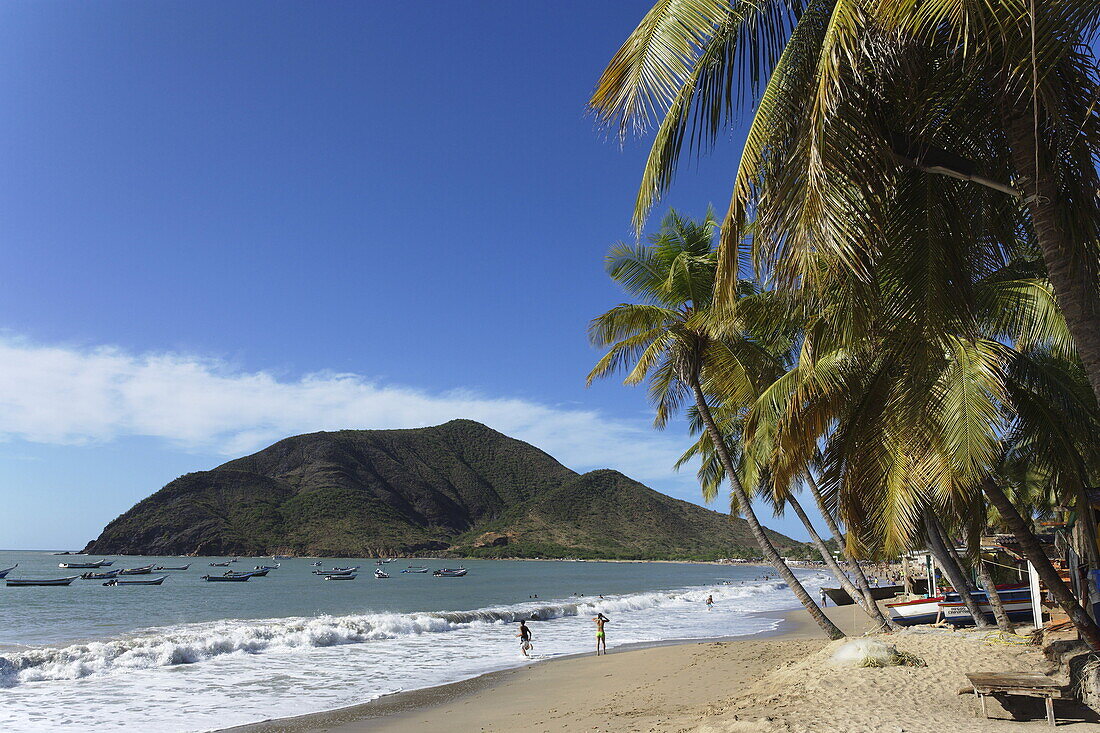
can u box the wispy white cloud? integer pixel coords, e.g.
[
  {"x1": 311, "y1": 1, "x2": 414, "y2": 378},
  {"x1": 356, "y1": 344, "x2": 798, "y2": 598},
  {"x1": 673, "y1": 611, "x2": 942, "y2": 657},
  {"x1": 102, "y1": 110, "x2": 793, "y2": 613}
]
[{"x1": 0, "y1": 335, "x2": 701, "y2": 489}]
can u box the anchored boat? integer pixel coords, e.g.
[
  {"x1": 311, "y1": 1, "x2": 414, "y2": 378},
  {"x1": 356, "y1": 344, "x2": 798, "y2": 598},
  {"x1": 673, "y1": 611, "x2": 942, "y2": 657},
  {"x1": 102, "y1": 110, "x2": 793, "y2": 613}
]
[
  {"x1": 118, "y1": 564, "x2": 156, "y2": 575},
  {"x1": 324, "y1": 573, "x2": 357, "y2": 580},
  {"x1": 154, "y1": 564, "x2": 191, "y2": 571},
  {"x1": 433, "y1": 568, "x2": 468, "y2": 577},
  {"x1": 105, "y1": 575, "x2": 167, "y2": 586},
  {"x1": 7, "y1": 576, "x2": 79, "y2": 586},
  {"x1": 80, "y1": 563, "x2": 121, "y2": 576},
  {"x1": 374, "y1": 568, "x2": 389, "y2": 578},
  {"x1": 200, "y1": 574, "x2": 251, "y2": 582},
  {"x1": 59, "y1": 559, "x2": 113, "y2": 569},
  {"x1": 0, "y1": 564, "x2": 18, "y2": 578}
]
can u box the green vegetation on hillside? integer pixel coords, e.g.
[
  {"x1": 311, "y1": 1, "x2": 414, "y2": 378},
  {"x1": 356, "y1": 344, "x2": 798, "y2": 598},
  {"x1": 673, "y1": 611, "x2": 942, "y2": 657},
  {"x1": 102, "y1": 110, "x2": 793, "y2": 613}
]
[{"x1": 84, "y1": 420, "x2": 805, "y2": 559}]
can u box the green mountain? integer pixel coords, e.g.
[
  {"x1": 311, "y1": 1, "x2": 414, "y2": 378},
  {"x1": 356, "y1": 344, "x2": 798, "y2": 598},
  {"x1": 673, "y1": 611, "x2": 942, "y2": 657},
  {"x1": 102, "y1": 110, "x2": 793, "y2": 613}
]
[{"x1": 83, "y1": 419, "x2": 804, "y2": 560}]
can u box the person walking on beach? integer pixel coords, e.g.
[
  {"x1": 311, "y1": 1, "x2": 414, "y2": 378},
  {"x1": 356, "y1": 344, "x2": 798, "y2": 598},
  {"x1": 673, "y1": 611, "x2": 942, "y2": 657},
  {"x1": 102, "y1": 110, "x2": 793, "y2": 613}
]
[
  {"x1": 517, "y1": 620, "x2": 533, "y2": 657},
  {"x1": 820, "y1": 589, "x2": 828, "y2": 607},
  {"x1": 705, "y1": 594, "x2": 714, "y2": 609},
  {"x1": 593, "y1": 613, "x2": 609, "y2": 655}
]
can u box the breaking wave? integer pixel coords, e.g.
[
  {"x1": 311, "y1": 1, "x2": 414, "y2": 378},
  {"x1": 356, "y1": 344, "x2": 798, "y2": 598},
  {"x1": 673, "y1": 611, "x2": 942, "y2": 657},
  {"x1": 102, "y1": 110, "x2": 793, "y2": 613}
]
[{"x1": 0, "y1": 579, "x2": 789, "y2": 687}]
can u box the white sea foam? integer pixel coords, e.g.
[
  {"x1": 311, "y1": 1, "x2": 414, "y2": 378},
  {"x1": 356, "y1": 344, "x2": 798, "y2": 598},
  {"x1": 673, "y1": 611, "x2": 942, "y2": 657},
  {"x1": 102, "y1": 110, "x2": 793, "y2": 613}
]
[
  {"x1": 0, "y1": 570, "x2": 826, "y2": 732},
  {"x1": 0, "y1": 579, "x2": 791, "y2": 687}
]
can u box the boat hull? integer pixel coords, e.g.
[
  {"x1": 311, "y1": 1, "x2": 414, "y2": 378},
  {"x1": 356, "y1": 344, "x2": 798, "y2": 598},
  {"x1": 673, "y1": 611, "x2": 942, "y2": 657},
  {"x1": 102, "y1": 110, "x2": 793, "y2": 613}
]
[
  {"x1": 106, "y1": 576, "x2": 167, "y2": 586},
  {"x1": 822, "y1": 585, "x2": 903, "y2": 606},
  {"x1": 886, "y1": 596, "x2": 946, "y2": 626},
  {"x1": 6, "y1": 576, "x2": 79, "y2": 586},
  {"x1": 200, "y1": 574, "x2": 250, "y2": 582}
]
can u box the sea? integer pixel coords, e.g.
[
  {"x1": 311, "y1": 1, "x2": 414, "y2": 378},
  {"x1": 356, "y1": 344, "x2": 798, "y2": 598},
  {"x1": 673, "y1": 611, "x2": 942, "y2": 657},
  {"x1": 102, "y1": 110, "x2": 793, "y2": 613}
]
[{"x1": 0, "y1": 551, "x2": 830, "y2": 732}]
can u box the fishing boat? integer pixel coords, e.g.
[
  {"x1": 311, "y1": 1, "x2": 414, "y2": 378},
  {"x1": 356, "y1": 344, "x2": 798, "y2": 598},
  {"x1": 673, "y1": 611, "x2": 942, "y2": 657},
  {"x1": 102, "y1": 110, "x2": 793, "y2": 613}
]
[
  {"x1": 313, "y1": 567, "x2": 358, "y2": 575},
  {"x1": 402, "y1": 566, "x2": 429, "y2": 573},
  {"x1": 822, "y1": 584, "x2": 903, "y2": 606},
  {"x1": 0, "y1": 564, "x2": 18, "y2": 578},
  {"x1": 324, "y1": 573, "x2": 357, "y2": 580},
  {"x1": 254, "y1": 564, "x2": 280, "y2": 571},
  {"x1": 6, "y1": 576, "x2": 79, "y2": 586},
  {"x1": 230, "y1": 569, "x2": 267, "y2": 577},
  {"x1": 433, "y1": 568, "x2": 468, "y2": 577},
  {"x1": 200, "y1": 574, "x2": 250, "y2": 582},
  {"x1": 209, "y1": 561, "x2": 232, "y2": 567},
  {"x1": 154, "y1": 564, "x2": 191, "y2": 570},
  {"x1": 104, "y1": 575, "x2": 167, "y2": 586},
  {"x1": 118, "y1": 564, "x2": 156, "y2": 575},
  {"x1": 333, "y1": 566, "x2": 358, "y2": 572},
  {"x1": 58, "y1": 559, "x2": 112, "y2": 569},
  {"x1": 886, "y1": 594, "x2": 947, "y2": 625},
  {"x1": 939, "y1": 584, "x2": 1033, "y2": 626},
  {"x1": 374, "y1": 568, "x2": 389, "y2": 578},
  {"x1": 310, "y1": 561, "x2": 322, "y2": 566},
  {"x1": 81, "y1": 569, "x2": 122, "y2": 580}
]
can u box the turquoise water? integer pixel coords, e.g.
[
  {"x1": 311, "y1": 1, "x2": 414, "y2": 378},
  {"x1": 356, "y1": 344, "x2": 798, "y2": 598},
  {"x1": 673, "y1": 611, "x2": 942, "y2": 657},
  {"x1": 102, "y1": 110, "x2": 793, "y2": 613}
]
[{"x1": 0, "y1": 551, "x2": 827, "y2": 731}]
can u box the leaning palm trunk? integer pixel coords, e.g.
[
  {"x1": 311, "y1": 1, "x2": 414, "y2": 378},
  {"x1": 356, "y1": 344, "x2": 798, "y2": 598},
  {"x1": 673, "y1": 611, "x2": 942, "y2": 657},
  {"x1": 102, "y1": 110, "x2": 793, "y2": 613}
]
[
  {"x1": 925, "y1": 515, "x2": 993, "y2": 628},
  {"x1": 983, "y1": 479, "x2": 1100, "y2": 649},
  {"x1": 690, "y1": 379, "x2": 844, "y2": 640},
  {"x1": 1006, "y1": 112, "x2": 1100, "y2": 407},
  {"x1": 785, "y1": 493, "x2": 891, "y2": 631},
  {"x1": 805, "y1": 473, "x2": 899, "y2": 629},
  {"x1": 965, "y1": 522, "x2": 1013, "y2": 632},
  {"x1": 935, "y1": 520, "x2": 976, "y2": 593},
  {"x1": 973, "y1": 546, "x2": 1014, "y2": 633}
]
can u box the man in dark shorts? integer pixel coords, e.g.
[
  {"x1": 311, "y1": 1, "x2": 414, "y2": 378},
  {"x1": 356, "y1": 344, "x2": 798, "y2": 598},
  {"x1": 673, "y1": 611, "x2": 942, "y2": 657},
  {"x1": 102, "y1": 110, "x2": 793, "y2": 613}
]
[{"x1": 517, "y1": 619, "x2": 533, "y2": 657}]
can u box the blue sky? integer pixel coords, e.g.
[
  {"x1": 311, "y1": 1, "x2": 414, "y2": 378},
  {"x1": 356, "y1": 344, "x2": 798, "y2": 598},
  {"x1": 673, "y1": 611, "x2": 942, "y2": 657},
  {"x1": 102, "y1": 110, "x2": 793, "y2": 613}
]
[{"x1": 0, "y1": 1, "x2": 809, "y2": 549}]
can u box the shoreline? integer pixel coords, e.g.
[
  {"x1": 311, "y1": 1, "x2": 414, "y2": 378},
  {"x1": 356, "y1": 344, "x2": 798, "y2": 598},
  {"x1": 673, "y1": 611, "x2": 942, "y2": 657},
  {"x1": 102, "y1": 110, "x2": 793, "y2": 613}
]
[{"x1": 220, "y1": 604, "x2": 858, "y2": 733}]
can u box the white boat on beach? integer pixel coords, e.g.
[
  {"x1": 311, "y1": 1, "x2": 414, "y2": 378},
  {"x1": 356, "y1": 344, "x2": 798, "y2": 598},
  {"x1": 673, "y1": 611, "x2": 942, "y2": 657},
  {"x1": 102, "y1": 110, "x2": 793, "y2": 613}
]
[
  {"x1": 886, "y1": 595, "x2": 946, "y2": 626},
  {"x1": 939, "y1": 584, "x2": 1032, "y2": 625},
  {"x1": 886, "y1": 583, "x2": 1031, "y2": 626}
]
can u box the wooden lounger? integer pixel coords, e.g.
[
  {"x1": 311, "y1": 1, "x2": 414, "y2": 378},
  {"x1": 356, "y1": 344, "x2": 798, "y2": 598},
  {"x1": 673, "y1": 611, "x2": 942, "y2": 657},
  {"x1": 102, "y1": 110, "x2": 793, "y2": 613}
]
[{"x1": 965, "y1": 672, "x2": 1070, "y2": 727}]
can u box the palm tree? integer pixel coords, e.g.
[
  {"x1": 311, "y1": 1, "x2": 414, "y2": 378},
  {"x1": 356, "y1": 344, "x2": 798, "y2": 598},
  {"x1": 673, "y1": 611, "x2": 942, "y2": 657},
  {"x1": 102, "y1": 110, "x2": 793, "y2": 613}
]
[
  {"x1": 590, "y1": 1, "x2": 1100, "y2": 410},
  {"x1": 592, "y1": 2, "x2": 1100, "y2": 643},
  {"x1": 586, "y1": 209, "x2": 845, "y2": 639},
  {"x1": 678, "y1": 410, "x2": 899, "y2": 630}
]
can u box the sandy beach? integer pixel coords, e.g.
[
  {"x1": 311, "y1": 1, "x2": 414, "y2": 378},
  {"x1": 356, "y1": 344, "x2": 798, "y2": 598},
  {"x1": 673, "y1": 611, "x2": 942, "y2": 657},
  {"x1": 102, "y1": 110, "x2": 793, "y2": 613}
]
[{"x1": 223, "y1": 601, "x2": 1100, "y2": 733}]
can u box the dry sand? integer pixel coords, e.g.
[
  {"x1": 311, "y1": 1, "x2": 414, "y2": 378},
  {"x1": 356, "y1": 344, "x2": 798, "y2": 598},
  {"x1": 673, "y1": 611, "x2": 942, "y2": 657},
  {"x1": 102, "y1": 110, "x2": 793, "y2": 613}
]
[{"x1": 225, "y1": 604, "x2": 1100, "y2": 733}]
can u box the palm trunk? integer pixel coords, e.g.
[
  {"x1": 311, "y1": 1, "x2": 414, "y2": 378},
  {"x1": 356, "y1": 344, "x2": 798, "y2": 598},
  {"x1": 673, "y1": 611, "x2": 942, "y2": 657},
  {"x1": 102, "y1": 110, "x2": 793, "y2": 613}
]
[
  {"x1": 983, "y1": 479, "x2": 1100, "y2": 649},
  {"x1": 786, "y1": 493, "x2": 892, "y2": 631},
  {"x1": 1006, "y1": 112, "x2": 1100, "y2": 407},
  {"x1": 805, "y1": 472, "x2": 900, "y2": 629},
  {"x1": 936, "y1": 521, "x2": 976, "y2": 592},
  {"x1": 925, "y1": 515, "x2": 993, "y2": 628},
  {"x1": 965, "y1": 524, "x2": 1013, "y2": 632},
  {"x1": 690, "y1": 378, "x2": 844, "y2": 640}
]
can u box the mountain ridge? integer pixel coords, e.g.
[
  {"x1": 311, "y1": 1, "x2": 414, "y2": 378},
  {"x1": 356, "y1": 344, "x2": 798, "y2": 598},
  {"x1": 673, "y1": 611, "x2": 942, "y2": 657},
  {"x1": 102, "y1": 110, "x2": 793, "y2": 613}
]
[{"x1": 84, "y1": 419, "x2": 805, "y2": 560}]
